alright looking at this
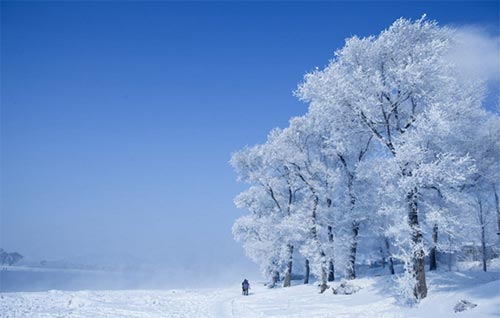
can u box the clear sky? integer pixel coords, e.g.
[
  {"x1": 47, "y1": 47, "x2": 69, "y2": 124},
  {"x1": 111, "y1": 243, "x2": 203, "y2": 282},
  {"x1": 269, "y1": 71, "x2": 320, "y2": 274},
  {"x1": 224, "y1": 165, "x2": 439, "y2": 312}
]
[{"x1": 1, "y1": 1, "x2": 499, "y2": 273}]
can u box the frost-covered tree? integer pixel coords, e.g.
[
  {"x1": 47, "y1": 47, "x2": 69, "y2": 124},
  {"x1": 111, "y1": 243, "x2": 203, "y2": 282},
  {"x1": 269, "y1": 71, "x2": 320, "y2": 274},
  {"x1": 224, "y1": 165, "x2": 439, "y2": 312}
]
[
  {"x1": 306, "y1": 101, "x2": 374, "y2": 280},
  {"x1": 271, "y1": 117, "x2": 337, "y2": 293},
  {"x1": 297, "y1": 16, "x2": 489, "y2": 301},
  {"x1": 231, "y1": 145, "x2": 283, "y2": 284},
  {"x1": 231, "y1": 134, "x2": 310, "y2": 287},
  {"x1": 232, "y1": 15, "x2": 498, "y2": 304},
  {"x1": 0, "y1": 249, "x2": 23, "y2": 266},
  {"x1": 457, "y1": 113, "x2": 500, "y2": 271}
]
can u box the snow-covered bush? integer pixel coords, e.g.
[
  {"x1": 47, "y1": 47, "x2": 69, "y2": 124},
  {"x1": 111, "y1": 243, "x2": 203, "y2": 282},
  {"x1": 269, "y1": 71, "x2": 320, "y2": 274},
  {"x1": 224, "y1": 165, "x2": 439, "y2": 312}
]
[
  {"x1": 453, "y1": 300, "x2": 477, "y2": 313},
  {"x1": 332, "y1": 281, "x2": 361, "y2": 295}
]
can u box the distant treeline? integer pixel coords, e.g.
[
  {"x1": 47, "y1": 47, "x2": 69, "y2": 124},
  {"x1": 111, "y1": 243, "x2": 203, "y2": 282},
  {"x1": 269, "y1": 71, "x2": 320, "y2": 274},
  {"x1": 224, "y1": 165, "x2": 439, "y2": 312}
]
[{"x1": 0, "y1": 248, "x2": 23, "y2": 266}]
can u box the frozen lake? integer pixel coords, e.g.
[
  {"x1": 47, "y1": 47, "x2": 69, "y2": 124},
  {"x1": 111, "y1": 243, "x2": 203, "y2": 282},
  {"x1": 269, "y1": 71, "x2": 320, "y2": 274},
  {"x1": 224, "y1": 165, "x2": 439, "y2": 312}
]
[{"x1": 1, "y1": 267, "x2": 179, "y2": 292}]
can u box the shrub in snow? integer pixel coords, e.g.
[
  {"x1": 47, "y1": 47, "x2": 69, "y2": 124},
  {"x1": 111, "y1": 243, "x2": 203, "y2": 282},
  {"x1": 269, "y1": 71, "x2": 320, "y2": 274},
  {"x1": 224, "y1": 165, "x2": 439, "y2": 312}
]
[
  {"x1": 332, "y1": 282, "x2": 361, "y2": 295},
  {"x1": 453, "y1": 300, "x2": 477, "y2": 313}
]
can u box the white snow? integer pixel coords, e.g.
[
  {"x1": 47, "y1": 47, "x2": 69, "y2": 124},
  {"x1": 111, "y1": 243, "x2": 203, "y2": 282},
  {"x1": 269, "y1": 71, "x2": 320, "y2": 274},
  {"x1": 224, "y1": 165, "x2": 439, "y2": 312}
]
[{"x1": 1, "y1": 268, "x2": 499, "y2": 318}]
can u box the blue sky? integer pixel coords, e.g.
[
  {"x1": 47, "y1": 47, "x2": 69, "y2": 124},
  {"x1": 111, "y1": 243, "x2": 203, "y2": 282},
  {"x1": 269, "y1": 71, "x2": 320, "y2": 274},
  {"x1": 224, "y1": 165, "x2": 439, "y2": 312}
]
[{"x1": 1, "y1": 1, "x2": 499, "y2": 272}]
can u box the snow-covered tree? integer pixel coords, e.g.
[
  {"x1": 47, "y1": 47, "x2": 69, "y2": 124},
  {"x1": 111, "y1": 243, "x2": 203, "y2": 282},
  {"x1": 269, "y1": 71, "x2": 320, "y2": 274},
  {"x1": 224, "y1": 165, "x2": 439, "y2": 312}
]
[
  {"x1": 232, "y1": 15, "x2": 499, "y2": 304},
  {"x1": 270, "y1": 117, "x2": 336, "y2": 292},
  {"x1": 456, "y1": 113, "x2": 500, "y2": 271},
  {"x1": 0, "y1": 249, "x2": 23, "y2": 266},
  {"x1": 231, "y1": 134, "x2": 310, "y2": 287},
  {"x1": 297, "y1": 16, "x2": 490, "y2": 301}
]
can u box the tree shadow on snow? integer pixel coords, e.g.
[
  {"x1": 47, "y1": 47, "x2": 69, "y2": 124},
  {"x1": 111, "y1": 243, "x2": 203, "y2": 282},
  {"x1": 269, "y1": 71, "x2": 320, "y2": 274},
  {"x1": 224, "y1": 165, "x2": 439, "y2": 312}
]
[{"x1": 427, "y1": 270, "x2": 500, "y2": 299}]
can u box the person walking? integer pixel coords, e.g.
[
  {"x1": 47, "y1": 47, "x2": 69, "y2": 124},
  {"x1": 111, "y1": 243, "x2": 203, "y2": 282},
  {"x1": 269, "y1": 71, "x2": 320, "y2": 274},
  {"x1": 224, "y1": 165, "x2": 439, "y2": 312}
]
[{"x1": 241, "y1": 279, "x2": 250, "y2": 296}]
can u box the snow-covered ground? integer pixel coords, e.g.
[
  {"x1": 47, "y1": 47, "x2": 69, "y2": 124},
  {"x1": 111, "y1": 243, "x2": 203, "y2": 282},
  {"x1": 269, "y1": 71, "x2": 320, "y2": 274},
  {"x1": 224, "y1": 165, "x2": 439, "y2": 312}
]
[{"x1": 1, "y1": 267, "x2": 499, "y2": 318}]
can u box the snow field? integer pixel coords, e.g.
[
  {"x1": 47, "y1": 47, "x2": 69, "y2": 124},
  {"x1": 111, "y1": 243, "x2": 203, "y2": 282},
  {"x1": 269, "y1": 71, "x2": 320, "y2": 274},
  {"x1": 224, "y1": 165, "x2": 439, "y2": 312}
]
[{"x1": 1, "y1": 270, "x2": 499, "y2": 318}]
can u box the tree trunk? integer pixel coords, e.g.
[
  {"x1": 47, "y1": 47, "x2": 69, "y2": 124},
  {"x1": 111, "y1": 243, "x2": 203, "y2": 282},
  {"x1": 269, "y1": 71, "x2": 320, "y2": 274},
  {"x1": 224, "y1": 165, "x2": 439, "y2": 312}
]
[
  {"x1": 346, "y1": 221, "x2": 359, "y2": 280},
  {"x1": 479, "y1": 199, "x2": 487, "y2": 272},
  {"x1": 272, "y1": 271, "x2": 280, "y2": 287},
  {"x1": 494, "y1": 185, "x2": 500, "y2": 241},
  {"x1": 320, "y1": 267, "x2": 328, "y2": 293},
  {"x1": 327, "y1": 225, "x2": 335, "y2": 282},
  {"x1": 328, "y1": 261, "x2": 335, "y2": 282},
  {"x1": 296, "y1": 171, "x2": 328, "y2": 292},
  {"x1": 407, "y1": 188, "x2": 427, "y2": 299},
  {"x1": 309, "y1": 193, "x2": 328, "y2": 293},
  {"x1": 338, "y1": 154, "x2": 360, "y2": 281},
  {"x1": 429, "y1": 224, "x2": 438, "y2": 271},
  {"x1": 317, "y1": 251, "x2": 328, "y2": 292},
  {"x1": 482, "y1": 235, "x2": 487, "y2": 272},
  {"x1": 304, "y1": 259, "x2": 310, "y2": 284},
  {"x1": 384, "y1": 238, "x2": 395, "y2": 275},
  {"x1": 389, "y1": 256, "x2": 395, "y2": 275},
  {"x1": 283, "y1": 244, "x2": 293, "y2": 287}
]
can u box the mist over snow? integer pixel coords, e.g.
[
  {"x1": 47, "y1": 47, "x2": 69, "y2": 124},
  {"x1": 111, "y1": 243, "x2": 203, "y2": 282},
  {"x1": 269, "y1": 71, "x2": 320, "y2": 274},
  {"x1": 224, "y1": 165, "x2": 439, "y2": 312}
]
[{"x1": 1, "y1": 250, "x2": 259, "y2": 292}]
